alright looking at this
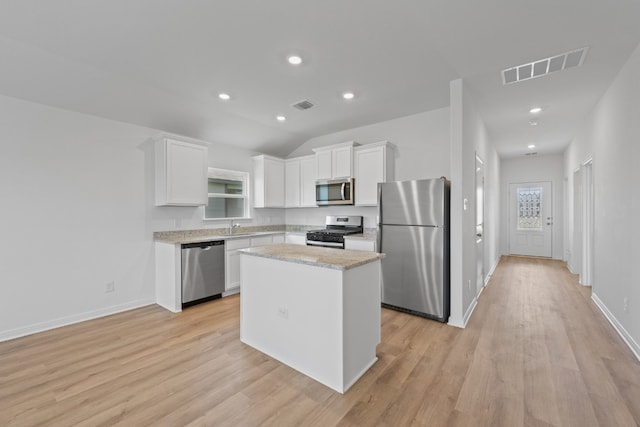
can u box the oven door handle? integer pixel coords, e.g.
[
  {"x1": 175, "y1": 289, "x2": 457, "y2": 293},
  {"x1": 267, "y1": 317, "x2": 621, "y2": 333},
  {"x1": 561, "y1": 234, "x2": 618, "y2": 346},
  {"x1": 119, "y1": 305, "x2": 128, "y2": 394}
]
[{"x1": 306, "y1": 240, "x2": 344, "y2": 248}]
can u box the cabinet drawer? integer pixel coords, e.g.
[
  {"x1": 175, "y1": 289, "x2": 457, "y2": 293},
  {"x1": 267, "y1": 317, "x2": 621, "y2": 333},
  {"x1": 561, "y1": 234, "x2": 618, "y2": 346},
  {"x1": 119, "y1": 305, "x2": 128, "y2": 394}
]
[
  {"x1": 251, "y1": 235, "x2": 274, "y2": 247},
  {"x1": 226, "y1": 238, "x2": 251, "y2": 251}
]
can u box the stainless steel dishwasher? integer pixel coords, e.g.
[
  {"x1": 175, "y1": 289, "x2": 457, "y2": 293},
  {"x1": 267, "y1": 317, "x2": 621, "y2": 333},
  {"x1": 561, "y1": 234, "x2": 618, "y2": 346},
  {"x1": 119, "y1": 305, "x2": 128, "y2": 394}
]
[{"x1": 181, "y1": 240, "x2": 225, "y2": 307}]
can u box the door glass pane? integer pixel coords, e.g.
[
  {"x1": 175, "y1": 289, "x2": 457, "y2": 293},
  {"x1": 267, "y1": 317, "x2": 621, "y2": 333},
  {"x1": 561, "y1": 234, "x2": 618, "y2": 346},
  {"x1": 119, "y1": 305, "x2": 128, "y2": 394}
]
[
  {"x1": 205, "y1": 197, "x2": 245, "y2": 218},
  {"x1": 208, "y1": 178, "x2": 243, "y2": 195},
  {"x1": 517, "y1": 187, "x2": 542, "y2": 230}
]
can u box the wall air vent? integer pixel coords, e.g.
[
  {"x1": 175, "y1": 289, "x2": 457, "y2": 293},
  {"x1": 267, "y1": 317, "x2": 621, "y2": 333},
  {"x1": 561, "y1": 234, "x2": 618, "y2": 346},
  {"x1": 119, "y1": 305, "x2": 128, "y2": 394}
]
[
  {"x1": 292, "y1": 100, "x2": 314, "y2": 110},
  {"x1": 502, "y1": 47, "x2": 589, "y2": 85}
]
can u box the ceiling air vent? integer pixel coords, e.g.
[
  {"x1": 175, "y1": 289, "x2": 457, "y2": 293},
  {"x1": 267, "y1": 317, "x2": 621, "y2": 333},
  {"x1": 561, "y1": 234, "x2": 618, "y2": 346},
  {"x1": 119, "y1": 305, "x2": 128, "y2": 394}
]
[
  {"x1": 292, "y1": 100, "x2": 314, "y2": 110},
  {"x1": 525, "y1": 152, "x2": 538, "y2": 156},
  {"x1": 502, "y1": 47, "x2": 589, "y2": 85}
]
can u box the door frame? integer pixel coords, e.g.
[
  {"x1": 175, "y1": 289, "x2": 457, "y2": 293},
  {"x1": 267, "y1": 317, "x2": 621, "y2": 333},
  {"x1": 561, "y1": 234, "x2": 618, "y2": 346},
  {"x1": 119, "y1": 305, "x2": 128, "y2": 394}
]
[{"x1": 581, "y1": 159, "x2": 594, "y2": 286}]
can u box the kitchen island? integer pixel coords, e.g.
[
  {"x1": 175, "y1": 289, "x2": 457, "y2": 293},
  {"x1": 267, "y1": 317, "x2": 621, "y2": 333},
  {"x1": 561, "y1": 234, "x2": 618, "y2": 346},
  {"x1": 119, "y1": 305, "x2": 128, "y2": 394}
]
[{"x1": 239, "y1": 243, "x2": 384, "y2": 393}]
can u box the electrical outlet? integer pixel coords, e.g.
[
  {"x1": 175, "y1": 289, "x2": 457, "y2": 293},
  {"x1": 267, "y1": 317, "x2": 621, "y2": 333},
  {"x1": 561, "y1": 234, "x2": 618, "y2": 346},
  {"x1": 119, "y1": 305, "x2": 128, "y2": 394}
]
[
  {"x1": 105, "y1": 281, "x2": 115, "y2": 293},
  {"x1": 624, "y1": 297, "x2": 629, "y2": 313},
  {"x1": 277, "y1": 307, "x2": 288, "y2": 319}
]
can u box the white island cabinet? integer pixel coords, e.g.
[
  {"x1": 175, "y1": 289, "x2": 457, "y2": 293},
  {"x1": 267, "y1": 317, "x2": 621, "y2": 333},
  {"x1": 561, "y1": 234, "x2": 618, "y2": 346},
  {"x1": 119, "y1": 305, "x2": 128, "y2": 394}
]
[{"x1": 239, "y1": 244, "x2": 384, "y2": 393}]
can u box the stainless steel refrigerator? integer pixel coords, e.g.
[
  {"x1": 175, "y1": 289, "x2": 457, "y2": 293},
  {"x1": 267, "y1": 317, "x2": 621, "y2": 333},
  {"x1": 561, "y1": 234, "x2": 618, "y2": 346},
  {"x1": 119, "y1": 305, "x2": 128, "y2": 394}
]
[{"x1": 377, "y1": 178, "x2": 450, "y2": 322}]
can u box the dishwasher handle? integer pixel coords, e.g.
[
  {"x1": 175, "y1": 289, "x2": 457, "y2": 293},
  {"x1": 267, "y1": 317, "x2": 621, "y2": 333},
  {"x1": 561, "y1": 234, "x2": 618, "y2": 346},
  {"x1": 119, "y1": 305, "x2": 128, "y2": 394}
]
[{"x1": 181, "y1": 240, "x2": 225, "y2": 250}]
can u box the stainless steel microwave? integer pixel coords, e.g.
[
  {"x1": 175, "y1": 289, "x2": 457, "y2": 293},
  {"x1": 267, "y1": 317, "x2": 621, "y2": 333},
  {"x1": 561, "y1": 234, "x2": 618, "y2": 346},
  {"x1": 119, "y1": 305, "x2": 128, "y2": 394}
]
[{"x1": 316, "y1": 178, "x2": 354, "y2": 205}]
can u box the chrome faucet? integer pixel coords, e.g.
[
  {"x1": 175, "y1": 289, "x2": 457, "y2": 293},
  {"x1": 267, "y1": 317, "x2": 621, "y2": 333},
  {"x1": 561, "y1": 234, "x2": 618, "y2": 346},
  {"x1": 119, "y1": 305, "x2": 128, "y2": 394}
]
[{"x1": 230, "y1": 221, "x2": 241, "y2": 234}]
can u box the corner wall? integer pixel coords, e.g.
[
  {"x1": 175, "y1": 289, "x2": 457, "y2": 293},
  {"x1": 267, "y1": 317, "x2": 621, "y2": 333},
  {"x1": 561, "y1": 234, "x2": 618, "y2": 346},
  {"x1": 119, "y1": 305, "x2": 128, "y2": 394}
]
[
  {"x1": 0, "y1": 94, "x2": 271, "y2": 341},
  {"x1": 449, "y1": 79, "x2": 501, "y2": 328}
]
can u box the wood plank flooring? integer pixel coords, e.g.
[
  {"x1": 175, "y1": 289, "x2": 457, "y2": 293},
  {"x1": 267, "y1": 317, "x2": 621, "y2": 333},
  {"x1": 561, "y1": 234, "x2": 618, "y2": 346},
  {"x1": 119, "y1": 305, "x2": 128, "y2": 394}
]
[{"x1": 1, "y1": 256, "x2": 639, "y2": 426}]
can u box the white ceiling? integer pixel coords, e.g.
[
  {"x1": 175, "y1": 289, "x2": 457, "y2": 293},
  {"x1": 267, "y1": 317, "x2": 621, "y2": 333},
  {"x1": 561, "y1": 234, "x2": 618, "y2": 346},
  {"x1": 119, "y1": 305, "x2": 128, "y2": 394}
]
[{"x1": 1, "y1": 1, "x2": 639, "y2": 158}]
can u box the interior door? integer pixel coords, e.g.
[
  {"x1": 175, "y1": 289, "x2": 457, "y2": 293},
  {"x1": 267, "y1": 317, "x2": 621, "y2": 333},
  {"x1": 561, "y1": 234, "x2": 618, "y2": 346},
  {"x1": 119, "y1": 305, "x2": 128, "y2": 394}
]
[
  {"x1": 475, "y1": 155, "x2": 484, "y2": 293},
  {"x1": 509, "y1": 181, "x2": 552, "y2": 257}
]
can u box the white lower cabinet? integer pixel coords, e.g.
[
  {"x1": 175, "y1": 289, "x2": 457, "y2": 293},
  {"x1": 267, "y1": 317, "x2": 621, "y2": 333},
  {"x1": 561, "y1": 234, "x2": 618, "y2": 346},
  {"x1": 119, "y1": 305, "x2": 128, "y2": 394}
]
[
  {"x1": 225, "y1": 238, "x2": 251, "y2": 291},
  {"x1": 225, "y1": 233, "x2": 285, "y2": 293},
  {"x1": 285, "y1": 233, "x2": 307, "y2": 245},
  {"x1": 344, "y1": 237, "x2": 376, "y2": 252}
]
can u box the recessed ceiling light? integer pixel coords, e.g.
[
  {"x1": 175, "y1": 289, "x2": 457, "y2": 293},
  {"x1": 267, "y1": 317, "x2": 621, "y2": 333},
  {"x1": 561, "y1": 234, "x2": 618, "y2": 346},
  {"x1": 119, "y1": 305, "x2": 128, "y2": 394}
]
[
  {"x1": 529, "y1": 107, "x2": 542, "y2": 114},
  {"x1": 276, "y1": 115, "x2": 286, "y2": 122},
  {"x1": 218, "y1": 93, "x2": 231, "y2": 101},
  {"x1": 287, "y1": 55, "x2": 302, "y2": 65},
  {"x1": 342, "y1": 91, "x2": 355, "y2": 100},
  {"x1": 528, "y1": 144, "x2": 536, "y2": 149}
]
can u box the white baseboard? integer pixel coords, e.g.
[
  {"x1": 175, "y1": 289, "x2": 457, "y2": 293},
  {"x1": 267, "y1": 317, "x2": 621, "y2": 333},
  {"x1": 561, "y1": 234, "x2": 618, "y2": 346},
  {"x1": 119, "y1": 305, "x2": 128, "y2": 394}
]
[
  {"x1": 567, "y1": 262, "x2": 577, "y2": 275},
  {"x1": 448, "y1": 297, "x2": 478, "y2": 329},
  {"x1": 591, "y1": 293, "x2": 640, "y2": 363},
  {"x1": 484, "y1": 257, "x2": 500, "y2": 287},
  {"x1": 463, "y1": 297, "x2": 478, "y2": 326},
  {"x1": 0, "y1": 298, "x2": 156, "y2": 343}
]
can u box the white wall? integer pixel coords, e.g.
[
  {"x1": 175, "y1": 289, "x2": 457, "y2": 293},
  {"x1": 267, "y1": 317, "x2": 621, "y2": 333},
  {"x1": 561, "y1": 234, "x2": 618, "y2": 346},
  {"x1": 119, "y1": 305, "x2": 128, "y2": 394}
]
[
  {"x1": 0, "y1": 94, "x2": 273, "y2": 341},
  {"x1": 285, "y1": 108, "x2": 451, "y2": 228},
  {"x1": 449, "y1": 79, "x2": 501, "y2": 328},
  {"x1": 500, "y1": 154, "x2": 564, "y2": 260},
  {"x1": 563, "y1": 43, "x2": 640, "y2": 360}
]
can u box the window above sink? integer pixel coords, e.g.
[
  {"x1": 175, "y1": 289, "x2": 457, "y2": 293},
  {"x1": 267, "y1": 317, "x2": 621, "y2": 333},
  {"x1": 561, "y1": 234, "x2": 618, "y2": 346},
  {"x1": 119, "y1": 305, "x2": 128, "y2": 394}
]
[{"x1": 204, "y1": 168, "x2": 250, "y2": 220}]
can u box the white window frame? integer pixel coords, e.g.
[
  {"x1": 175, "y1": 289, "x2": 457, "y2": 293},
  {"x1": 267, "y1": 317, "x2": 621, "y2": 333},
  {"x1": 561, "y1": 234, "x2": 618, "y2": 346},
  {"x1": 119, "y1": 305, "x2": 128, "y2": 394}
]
[{"x1": 204, "y1": 167, "x2": 250, "y2": 220}]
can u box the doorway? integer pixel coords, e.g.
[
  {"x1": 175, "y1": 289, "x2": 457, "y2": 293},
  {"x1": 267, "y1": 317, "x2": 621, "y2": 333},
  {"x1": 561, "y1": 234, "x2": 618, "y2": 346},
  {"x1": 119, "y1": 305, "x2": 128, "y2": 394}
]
[{"x1": 508, "y1": 181, "x2": 553, "y2": 257}]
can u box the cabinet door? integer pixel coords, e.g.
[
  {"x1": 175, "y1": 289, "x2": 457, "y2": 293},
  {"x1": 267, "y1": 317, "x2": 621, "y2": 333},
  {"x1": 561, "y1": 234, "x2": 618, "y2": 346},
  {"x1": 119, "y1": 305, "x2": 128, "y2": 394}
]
[
  {"x1": 355, "y1": 146, "x2": 384, "y2": 206},
  {"x1": 285, "y1": 159, "x2": 301, "y2": 207},
  {"x1": 299, "y1": 156, "x2": 317, "y2": 207},
  {"x1": 225, "y1": 238, "x2": 250, "y2": 291},
  {"x1": 332, "y1": 146, "x2": 353, "y2": 179},
  {"x1": 272, "y1": 234, "x2": 285, "y2": 244},
  {"x1": 315, "y1": 150, "x2": 332, "y2": 180},
  {"x1": 156, "y1": 138, "x2": 207, "y2": 206},
  {"x1": 226, "y1": 250, "x2": 242, "y2": 290},
  {"x1": 265, "y1": 158, "x2": 285, "y2": 207}
]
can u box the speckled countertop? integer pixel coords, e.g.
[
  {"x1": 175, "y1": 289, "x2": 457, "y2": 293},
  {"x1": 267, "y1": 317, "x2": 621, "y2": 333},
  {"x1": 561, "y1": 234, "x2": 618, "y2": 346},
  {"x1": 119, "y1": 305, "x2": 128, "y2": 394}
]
[
  {"x1": 154, "y1": 225, "x2": 377, "y2": 244},
  {"x1": 238, "y1": 243, "x2": 384, "y2": 271},
  {"x1": 154, "y1": 225, "x2": 286, "y2": 244}
]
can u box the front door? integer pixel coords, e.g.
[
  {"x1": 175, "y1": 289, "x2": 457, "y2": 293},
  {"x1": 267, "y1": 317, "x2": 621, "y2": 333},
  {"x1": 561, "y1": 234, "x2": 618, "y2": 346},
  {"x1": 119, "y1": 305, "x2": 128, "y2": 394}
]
[{"x1": 509, "y1": 181, "x2": 552, "y2": 257}]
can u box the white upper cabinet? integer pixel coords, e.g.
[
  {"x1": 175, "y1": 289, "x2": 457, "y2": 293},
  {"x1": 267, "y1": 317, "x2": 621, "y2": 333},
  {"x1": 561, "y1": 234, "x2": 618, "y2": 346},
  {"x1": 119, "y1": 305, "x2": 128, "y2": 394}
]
[
  {"x1": 313, "y1": 141, "x2": 357, "y2": 180},
  {"x1": 354, "y1": 141, "x2": 395, "y2": 206},
  {"x1": 253, "y1": 155, "x2": 285, "y2": 208},
  {"x1": 285, "y1": 155, "x2": 317, "y2": 208},
  {"x1": 285, "y1": 158, "x2": 301, "y2": 207},
  {"x1": 299, "y1": 155, "x2": 317, "y2": 207},
  {"x1": 155, "y1": 137, "x2": 208, "y2": 206}
]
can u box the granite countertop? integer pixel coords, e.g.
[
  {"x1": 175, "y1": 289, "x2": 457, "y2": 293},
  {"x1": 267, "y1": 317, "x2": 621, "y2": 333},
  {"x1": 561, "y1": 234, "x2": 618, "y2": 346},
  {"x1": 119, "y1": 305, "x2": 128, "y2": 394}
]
[
  {"x1": 238, "y1": 243, "x2": 384, "y2": 271},
  {"x1": 154, "y1": 226, "x2": 286, "y2": 244}
]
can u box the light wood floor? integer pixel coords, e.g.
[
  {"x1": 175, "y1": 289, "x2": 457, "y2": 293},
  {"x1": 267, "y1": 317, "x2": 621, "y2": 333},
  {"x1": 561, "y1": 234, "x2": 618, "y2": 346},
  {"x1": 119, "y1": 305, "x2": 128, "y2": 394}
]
[{"x1": 2, "y1": 256, "x2": 639, "y2": 426}]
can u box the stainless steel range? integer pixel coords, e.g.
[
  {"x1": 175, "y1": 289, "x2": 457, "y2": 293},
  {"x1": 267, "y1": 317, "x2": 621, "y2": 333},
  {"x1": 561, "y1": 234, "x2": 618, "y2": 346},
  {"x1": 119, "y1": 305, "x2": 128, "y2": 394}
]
[{"x1": 306, "y1": 216, "x2": 364, "y2": 249}]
